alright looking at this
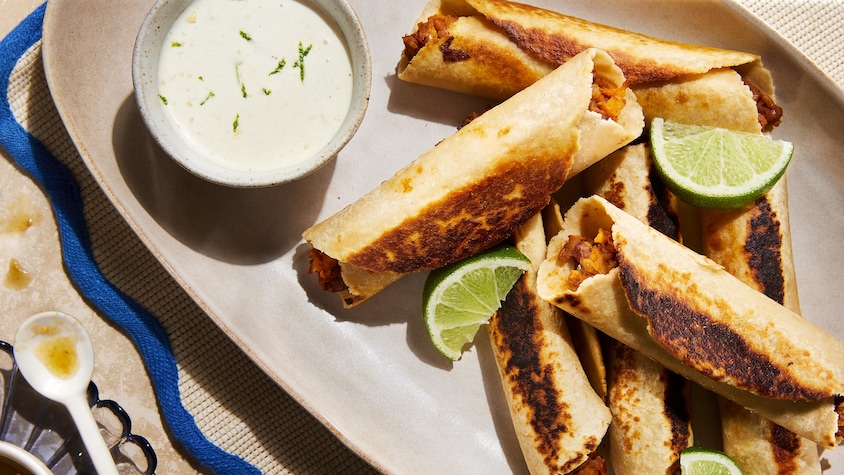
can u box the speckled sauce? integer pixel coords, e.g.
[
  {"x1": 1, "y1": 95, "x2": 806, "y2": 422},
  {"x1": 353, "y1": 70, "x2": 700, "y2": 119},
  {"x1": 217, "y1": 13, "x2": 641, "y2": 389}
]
[
  {"x1": 33, "y1": 330, "x2": 80, "y2": 380},
  {"x1": 157, "y1": 0, "x2": 353, "y2": 171}
]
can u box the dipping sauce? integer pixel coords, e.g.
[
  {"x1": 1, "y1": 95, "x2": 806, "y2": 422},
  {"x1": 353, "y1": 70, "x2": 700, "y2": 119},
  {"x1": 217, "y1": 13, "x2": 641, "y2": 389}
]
[
  {"x1": 0, "y1": 455, "x2": 34, "y2": 475},
  {"x1": 32, "y1": 324, "x2": 80, "y2": 380},
  {"x1": 157, "y1": 0, "x2": 354, "y2": 172},
  {"x1": 4, "y1": 258, "x2": 32, "y2": 290}
]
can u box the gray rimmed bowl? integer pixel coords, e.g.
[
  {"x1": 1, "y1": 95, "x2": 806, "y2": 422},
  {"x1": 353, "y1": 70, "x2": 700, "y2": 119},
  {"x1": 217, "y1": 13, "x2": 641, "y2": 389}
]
[{"x1": 132, "y1": 0, "x2": 372, "y2": 187}]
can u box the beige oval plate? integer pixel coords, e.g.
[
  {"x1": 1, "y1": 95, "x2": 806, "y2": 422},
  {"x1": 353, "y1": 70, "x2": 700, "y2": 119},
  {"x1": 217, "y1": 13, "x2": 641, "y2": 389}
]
[{"x1": 41, "y1": 0, "x2": 844, "y2": 473}]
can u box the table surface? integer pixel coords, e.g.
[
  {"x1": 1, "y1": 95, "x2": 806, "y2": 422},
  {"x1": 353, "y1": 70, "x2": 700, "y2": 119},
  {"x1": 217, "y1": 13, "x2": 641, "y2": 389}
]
[{"x1": 1, "y1": 1, "x2": 842, "y2": 473}]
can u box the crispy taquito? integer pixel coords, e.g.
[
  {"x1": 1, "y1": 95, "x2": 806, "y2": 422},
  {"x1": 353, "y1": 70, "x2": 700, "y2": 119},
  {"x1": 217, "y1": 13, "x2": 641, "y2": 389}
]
[
  {"x1": 398, "y1": 0, "x2": 781, "y2": 131},
  {"x1": 488, "y1": 213, "x2": 611, "y2": 474},
  {"x1": 701, "y1": 177, "x2": 823, "y2": 474},
  {"x1": 305, "y1": 48, "x2": 642, "y2": 306},
  {"x1": 584, "y1": 144, "x2": 694, "y2": 474},
  {"x1": 542, "y1": 199, "x2": 607, "y2": 402},
  {"x1": 536, "y1": 195, "x2": 844, "y2": 449}
]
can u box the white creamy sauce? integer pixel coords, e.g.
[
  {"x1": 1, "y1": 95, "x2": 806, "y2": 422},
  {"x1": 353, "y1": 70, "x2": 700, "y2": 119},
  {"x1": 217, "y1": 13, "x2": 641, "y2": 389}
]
[{"x1": 158, "y1": 0, "x2": 353, "y2": 171}]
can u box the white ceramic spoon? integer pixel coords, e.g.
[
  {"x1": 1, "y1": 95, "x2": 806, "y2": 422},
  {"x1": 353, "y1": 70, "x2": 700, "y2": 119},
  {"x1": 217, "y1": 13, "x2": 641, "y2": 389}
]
[{"x1": 14, "y1": 311, "x2": 119, "y2": 475}]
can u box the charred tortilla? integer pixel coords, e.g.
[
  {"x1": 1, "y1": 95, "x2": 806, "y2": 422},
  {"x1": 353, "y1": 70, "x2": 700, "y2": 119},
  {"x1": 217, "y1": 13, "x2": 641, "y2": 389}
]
[
  {"x1": 304, "y1": 49, "x2": 643, "y2": 306},
  {"x1": 536, "y1": 195, "x2": 844, "y2": 448},
  {"x1": 488, "y1": 213, "x2": 610, "y2": 474}
]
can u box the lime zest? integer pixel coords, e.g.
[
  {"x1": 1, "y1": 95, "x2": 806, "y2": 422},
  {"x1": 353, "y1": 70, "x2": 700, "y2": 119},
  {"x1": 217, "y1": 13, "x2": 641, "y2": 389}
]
[
  {"x1": 650, "y1": 118, "x2": 793, "y2": 209},
  {"x1": 423, "y1": 245, "x2": 530, "y2": 361}
]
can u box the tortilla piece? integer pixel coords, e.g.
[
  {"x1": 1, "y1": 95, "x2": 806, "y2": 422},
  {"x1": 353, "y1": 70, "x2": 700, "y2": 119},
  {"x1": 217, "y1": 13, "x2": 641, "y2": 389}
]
[
  {"x1": 399, "y1": 0, "x2": 760, "y2": 90},
  {"x1": 585, "y1": 144, "x2": 693, "y2": 473},
  {"x1": 584, "y1": 143, "x2": 681, "y2": 242},
  {"x1": 700, "y1": 177, "x2": 799, "y2": 312},
  {"x1": 542, "y1": 200, "x2": 607, "y2": 401},
  {"x1": 719, "y1": 399, "x2": 823, "y2": 475},
  {"x1": 701, "y1": 177, "x2": 822, "y2": 474},
  {"x1": 488, "y1": 213, "x2": 610, "y2": 474},
  {"x1": 305, "y1": 48, "x2": 643, "y2": 306},
  {"x1": 606, "y1": 341, "x2": 692, "y2": 475},
  {"x1": 399, "y1": 13, "x2": 556, "y2": 101},
  {"x1": 536, "y1": 196, "x2": 844, "y2": 448},
  {"x1": 631, "y1": 68, "x2": 762, "y2": 134}
]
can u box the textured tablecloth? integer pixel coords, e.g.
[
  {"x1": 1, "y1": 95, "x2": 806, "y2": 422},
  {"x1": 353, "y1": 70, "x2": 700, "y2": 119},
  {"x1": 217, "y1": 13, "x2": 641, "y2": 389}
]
[{"x1": 1, "y1": 1, "x2": 842, "y2": 474}]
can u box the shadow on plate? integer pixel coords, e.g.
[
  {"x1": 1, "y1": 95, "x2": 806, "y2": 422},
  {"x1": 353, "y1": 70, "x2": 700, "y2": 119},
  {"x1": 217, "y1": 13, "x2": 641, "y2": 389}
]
[
  {"x1": 293, "y1": 242, "x2": 424, "y2": 326},
  {"x1": 111, "y1": 95, "x2": 335, "y2": 266},
  {"x1": 293, "y1": 242, "x2": 468, "y2": 369},
  {"x1": 383, "y1": 72, "x2": 496, "y2": 127}
]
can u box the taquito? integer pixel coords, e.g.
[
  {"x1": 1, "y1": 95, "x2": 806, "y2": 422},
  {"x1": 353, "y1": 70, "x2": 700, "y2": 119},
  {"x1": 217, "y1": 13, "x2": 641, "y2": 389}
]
[
  {"x1": 606, "y1": 341, "x2": 692, "y2": 475},
  {"x1": 702, "y1": 177, "x2": 823, "y2": 474},
  {"x1": 536, "y1": 195, "x2": 844, "y2": 448},
  {"x1": 398, "y1": 0, "x2": 781, "y2": 130},
  {"x1": 542, "y1": 199, "x2": 607, "y2": 402},
  {"x1": 583, "y1": 144, "x2": 681, "y2": 243},
  {"x1": 584, "y1": 144, "x2": 694, "y2": 474},
  {"x1": 305, "y1": 48, "x2": 643, "y2": 306},
  {"x1": 488, "y1": 212, "x2": 610, "y2": 474}
]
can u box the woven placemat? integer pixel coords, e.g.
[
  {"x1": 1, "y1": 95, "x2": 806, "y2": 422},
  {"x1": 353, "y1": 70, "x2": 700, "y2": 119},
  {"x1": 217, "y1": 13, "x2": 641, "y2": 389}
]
[
  {"x1": 3, "y1": 1, "x2": 842, "y2": 474},
  {"x1": 741, "y1": 0, "x2": 843, "y2": 86}
]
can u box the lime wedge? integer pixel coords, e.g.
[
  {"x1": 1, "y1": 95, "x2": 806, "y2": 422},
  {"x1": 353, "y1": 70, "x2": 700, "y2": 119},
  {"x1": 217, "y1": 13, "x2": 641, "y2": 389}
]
[
  {"x1": 423, "y1": 244, "x2": 530, "y2": 361},
  {"x1": 680, "y1": 447, "x2": 743, "y2": 475},
  {"x1": 650, "y1": 118, "x2": 793, "y2": 209}
]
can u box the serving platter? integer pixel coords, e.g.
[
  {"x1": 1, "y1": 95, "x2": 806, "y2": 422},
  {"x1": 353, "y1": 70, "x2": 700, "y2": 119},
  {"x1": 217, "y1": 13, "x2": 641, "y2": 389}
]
[{"x1": 41, "y1": 0, "x2": 844, "y2": 473}]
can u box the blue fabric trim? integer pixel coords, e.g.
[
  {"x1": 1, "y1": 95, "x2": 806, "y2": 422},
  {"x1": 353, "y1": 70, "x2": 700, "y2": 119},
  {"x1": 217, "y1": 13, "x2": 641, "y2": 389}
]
[{"x1": 0, "y1": 5, "x2": 259, "y2": 474}]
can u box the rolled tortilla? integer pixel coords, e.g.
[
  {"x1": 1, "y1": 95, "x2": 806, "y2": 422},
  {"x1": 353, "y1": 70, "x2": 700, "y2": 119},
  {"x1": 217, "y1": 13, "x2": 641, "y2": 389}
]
[
  {"x1": 542, "y1": 200, "x2": 607, "y2": 401},
  {"x1": 701, "y1": 177, "x2": 822, "y2": 474},
  {"x1": 586, "y1": 144, "x2": 693, "y2": 474},
  {"x1": 700, "y1": 177, "x2": 799, "y2": 313},
  {"x1": 399, "y1": 0, "x2": 781, "y2": 130},
  {"x1": 305, "y1": 48, "x2": 643, "y2": 306},
  {"x1": 488, "y1": 213, "x2": 610, "y2": 474},
  {"x1": 631, "y1": 68, "x2": 764, "y2": 134},
  {"x1": 583, "y1": 143, "x2": 681, "y2": 242},
  {"x1": 606, "y1": 340, "x2": 693, "y2": 475},
  {"x1": 536, "y1": 195, "x2": 844, "y2": 448},
  {"x1": 400, "y1": 0, "x2": 756, "y2": 91},
  {"x1": 718, "y1": 400, "x2": 822, "y2": 475}
]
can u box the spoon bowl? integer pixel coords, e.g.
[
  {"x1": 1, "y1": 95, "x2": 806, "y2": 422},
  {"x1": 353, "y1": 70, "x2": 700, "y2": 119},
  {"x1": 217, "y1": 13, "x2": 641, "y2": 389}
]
[
  {"x1": 13, "y1": 311, "x2": 94, "y2": 399},
  {"x1": 14, "y1": 311, "x2": 119, "y2": 475}
]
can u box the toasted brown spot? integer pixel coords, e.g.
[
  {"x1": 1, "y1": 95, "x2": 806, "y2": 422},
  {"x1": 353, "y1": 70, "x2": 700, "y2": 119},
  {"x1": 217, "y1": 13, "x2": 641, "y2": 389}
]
[
  {"x1": 440, "y1": 36, "x2": 471, "y2": 62},
  {"x1": 601, "y1": 179, "x2": 626, "y2": 210},
  {"x1": 646, "y1": 164, "x2": 682, "y2": 241},
  {"x1": 745, "y1": 196, "x2": 786, "y2": 304},
  {"x1": 346, "y1": 153, "x2": 572, "y2": 273},
  {"x1": 609, "y1": 342, "x2": 690, "y2": 471},
  {"x1": 400, "y1": 177, "x2": 414, "y2": 193},
  {"x1": 557, "y1": 294, "x2": 574, "y2": 306},
  {"x1": 770, "y1": 423, "x2": 801, "y2": 472},
  {"x1": 342, "y1": 293, "x2": 363, "y2": 307},
  {"x1": 618, "y1": 257, "x2": 826, "y2": 400},
  {"x1": 607, "y1": 344, "x2": 642, "y2": 448},
  {"x1": 663, "y1": 370, "x2": 692, "y2": 469},
  {"x1": 491, "y1": 277, "x2": 581, "y2": 470},
  {"x1": 491, "y1": 20, "x2": 680, "y2": 84}
]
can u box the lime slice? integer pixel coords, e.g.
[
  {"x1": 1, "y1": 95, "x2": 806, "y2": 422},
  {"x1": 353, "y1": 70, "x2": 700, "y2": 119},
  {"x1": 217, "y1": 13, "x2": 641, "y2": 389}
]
[
  {"x1": 423, "y1": 244, "x2": 530, "y2": 361},
  {"x1": 680, "y1": 447, "x2": 743, "y2": 475},
  {"x1": 650, "y1": 117, "x2": 793, "y2": 209}
]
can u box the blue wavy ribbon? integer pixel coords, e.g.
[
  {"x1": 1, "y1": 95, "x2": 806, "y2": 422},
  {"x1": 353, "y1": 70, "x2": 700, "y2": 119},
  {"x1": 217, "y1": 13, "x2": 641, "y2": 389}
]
[{"x1": 0, "y1": 4, "x2": 259, "y2": 474}]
